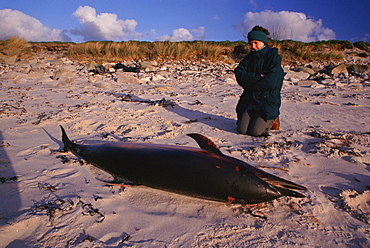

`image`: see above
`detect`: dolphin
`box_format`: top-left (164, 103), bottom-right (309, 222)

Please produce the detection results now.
top-left (60, 125), bottom-right (307, 204)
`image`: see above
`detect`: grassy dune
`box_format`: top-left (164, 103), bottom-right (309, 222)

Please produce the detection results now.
top-left (1, 36), bottom-right (369, 64)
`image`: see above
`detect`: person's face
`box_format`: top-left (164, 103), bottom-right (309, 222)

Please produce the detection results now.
top-left (250, 40), bottom-right (265, 50)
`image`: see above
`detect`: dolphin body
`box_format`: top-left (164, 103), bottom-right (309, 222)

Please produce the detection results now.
top-left (60, 125), bottom-right (307, 204)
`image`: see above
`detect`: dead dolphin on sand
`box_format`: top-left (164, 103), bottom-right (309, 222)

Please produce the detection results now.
top-left (59, 125), bottom-right (307, 204)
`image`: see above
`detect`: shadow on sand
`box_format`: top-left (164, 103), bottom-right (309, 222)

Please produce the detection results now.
top-left (0, 131), bottom-right (21, 226)
top-left (114, 93), bottom-right (238, 133)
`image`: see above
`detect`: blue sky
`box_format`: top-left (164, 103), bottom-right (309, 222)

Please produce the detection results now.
top-left (0, 0), bottom-right (369, 43)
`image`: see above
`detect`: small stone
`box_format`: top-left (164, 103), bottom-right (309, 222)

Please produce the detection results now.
top-left (151, 75), bottom-right (166, 82)
top-left (295, 67), bottom-right (315, 75)
top-left (224, 77), bottom-right (236, 84)
top-left (94, 82), bottom-right (111, 89)
top-left (285, 71), bottom-right (310, 82)
top-left (153, 86), bottom-right (175, 91)
top-left (53, 69), bottom-right (74, 80)
top-left (0, 54), bottom-right (19, 65)
top-left (0, 71), bottom-right (21, 79)
top-left (117, 73), bottom-right (141, 84)
top-left (297, 80), bottom-right (317, 86)
top-left (348, 64), bottom-right (370, 75)
top-left (85, 61), bottom-right (98, 71)
top-left (141, 61), bottom-right (158, 72)
top-left (322, 79), bottom-right (335, 85)
top-left (45, 59), bottom-right (65, 66)
top-left (26, 69), bottom-right (47, 79)
top-left (331, 64), bottom-right (348, 76)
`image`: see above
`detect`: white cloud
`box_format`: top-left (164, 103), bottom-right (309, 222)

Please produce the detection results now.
top-left (364, 34), bottom-right (370, 42)
top-left (191, 26), bottom-right (206, 40)
top-left (249, 0), bottom-right (258, 9)
top-left (170, 28), bottom-right (193, 42)
top-left (70, 6), bottom-right (143, 41)
top-left (0, 9), bottom-right (70, 42)
top-left (156, 27), bottom-right (206, 42)
top-left (238, 10), bottom-right (336, 42)
top-left (156, 34), bottom-right (171, 41)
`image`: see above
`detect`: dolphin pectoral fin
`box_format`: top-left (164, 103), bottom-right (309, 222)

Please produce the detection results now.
top-left (187, 133), bottom-right (223, 155)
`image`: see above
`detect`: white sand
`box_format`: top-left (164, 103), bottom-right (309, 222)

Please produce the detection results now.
top-left (0, 58), bottom-right (369, 247)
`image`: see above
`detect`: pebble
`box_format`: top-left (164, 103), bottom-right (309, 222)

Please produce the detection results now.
top-left (297, 80), bottom-right (317, 86)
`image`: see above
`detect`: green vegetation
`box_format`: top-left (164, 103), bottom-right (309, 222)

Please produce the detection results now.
top-left (1, 36), bottom-right (369, 64)
top-left (353, 41), bottom-right (370, 52)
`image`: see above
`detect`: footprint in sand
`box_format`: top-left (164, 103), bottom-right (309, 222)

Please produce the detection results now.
top-left (16, 144), bottom-right (51, 158)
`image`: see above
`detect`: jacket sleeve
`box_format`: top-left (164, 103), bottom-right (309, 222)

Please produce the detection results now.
top-left (234, 56), bottom-right (263, 89)
top-left (250, 53), bottom-right (283, 92)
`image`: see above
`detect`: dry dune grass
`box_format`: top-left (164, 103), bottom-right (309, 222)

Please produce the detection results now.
top-left (0, 36), bottom-right (30, 56)
top-left (1, 36), bottom-right (369, 64)
top-left (271, 40), bottom-right (346, 63)
top-left (67, 40), bottom-right (230, 62)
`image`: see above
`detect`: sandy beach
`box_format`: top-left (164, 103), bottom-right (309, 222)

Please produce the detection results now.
top-left (0, 51), bottom-right (369, 247)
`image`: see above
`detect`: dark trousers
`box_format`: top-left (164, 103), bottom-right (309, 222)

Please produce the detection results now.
top-left (237, 109), bottom-right (274, 136)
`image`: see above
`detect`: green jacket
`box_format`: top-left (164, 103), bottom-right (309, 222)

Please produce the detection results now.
top-left (234, 46), bottom-right (284, 120)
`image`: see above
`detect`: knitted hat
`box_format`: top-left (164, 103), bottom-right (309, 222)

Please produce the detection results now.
top-left (247, 30), bottom-right (268, 44)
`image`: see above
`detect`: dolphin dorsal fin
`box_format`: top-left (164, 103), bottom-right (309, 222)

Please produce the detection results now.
top-left (187, 133), bottom-right (223, 155)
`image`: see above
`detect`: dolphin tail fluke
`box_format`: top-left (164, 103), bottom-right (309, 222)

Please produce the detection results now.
top-left (60, 125), bottom-right (78, 152)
